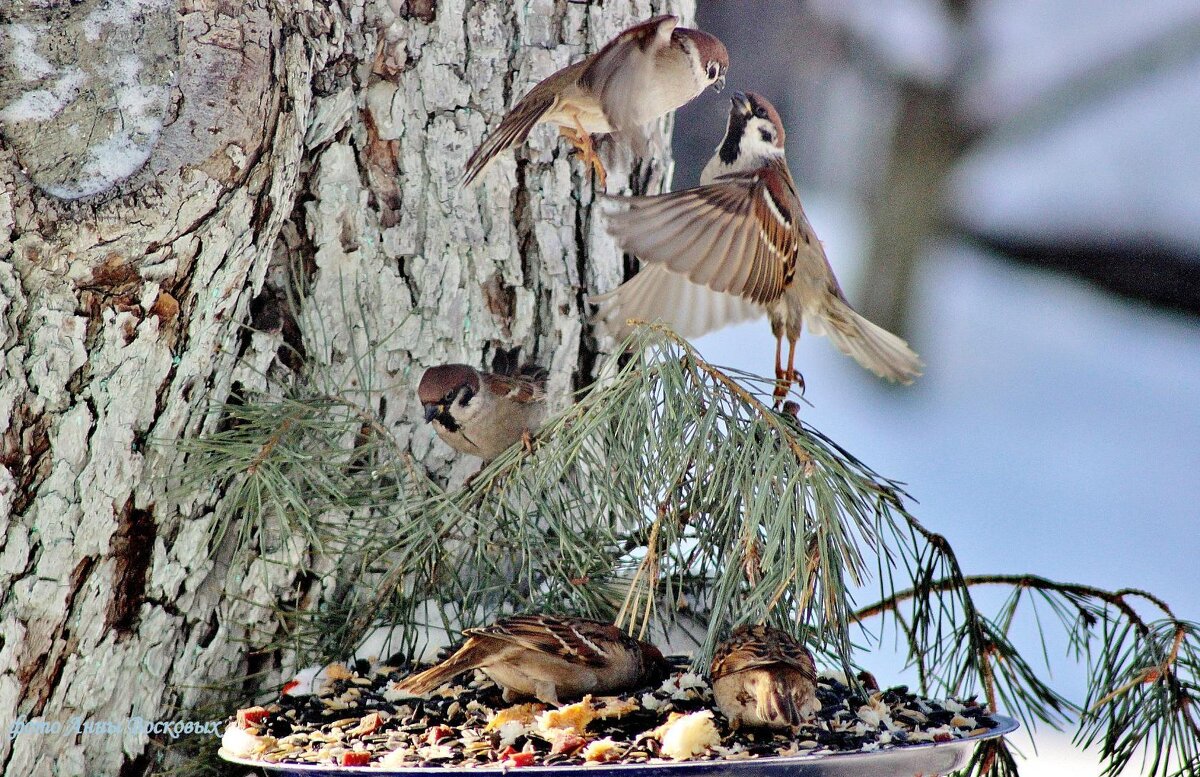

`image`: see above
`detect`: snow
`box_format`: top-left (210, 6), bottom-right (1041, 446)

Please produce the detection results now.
top-left (7, 24), bottom-right (54, 81)
top-left (1015, 729), bottom-right (1147, 776)
top-left (44, 124), bottom-right (159, 200)
top-left (952, 59), bottom-right (1200, 249)
top-left (0, 1), bottom-right (176, 198)
top-left (0, 68), bottom-right (87, 124)
top-left (82, 0), bottom-right (173, 42)
top-left (40, 50), bottom-right (172, 198)
top-left (24, 47), bottom-right (166, 199)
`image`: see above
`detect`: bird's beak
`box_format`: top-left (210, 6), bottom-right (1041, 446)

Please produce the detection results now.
top-left (423, 404), bottom-right (438, 423)
top-left (712, 74), bottom-right (726, 93)
top-left (731, 91), bottom-right (751, 116)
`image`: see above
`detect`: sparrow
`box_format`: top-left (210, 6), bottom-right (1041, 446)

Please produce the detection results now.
top-left (709, 624), bottom-right (818, 731)
top-left (593, 92), bottom-right (923, 402)
top-left (417, 363), bottom-right (547, 462)
top-left (394, 614), bottom-right (670, 706)
top-left (462, 15), bottom-right (728, 188)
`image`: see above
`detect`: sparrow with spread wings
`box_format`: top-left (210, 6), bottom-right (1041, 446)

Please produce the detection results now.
top-left (462, 15), bottom-right (728, 188)
top-left (593, 92), bottom-right (922, 402)
top-left (394, 614), bottom-right (669, 706)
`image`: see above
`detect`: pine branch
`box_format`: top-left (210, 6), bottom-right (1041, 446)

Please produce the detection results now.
top-left (855, 574), bottom-right (1171, 633)
top-left (171, 322), bottom-right (1198, 777)
top-left (857, 571), bottom-right (1198, 777)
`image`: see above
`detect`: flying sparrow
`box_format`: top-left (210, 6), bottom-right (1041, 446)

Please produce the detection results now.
top-left (394, 614), bottom-right (669, 706)
top-left (462, 15), bottom-right (728, 188)
top-left (710, 624), bottom-right (818, 731)
top-left (417, 363), bottom-right (547, 462)
top-left (593, 92), bottom-right (923, 401)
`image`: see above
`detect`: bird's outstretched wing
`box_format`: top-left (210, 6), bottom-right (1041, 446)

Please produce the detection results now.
top-left (603, 160), bottom-right (806, 306)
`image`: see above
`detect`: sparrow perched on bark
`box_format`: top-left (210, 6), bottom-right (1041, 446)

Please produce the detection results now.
top-left (710, 624), bottom-right (819, 731)
top-left (394, 615), bottom-right (669, 706)
top-left (593, 92), bottom-right (922, 401)
top-left (462, 15), bottom-right (728, 188)
top-left (417, 363), bottom-right (547, 462)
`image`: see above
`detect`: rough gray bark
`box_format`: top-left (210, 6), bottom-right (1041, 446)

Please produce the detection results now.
top-left (0, 0), bottom-right (689, 774)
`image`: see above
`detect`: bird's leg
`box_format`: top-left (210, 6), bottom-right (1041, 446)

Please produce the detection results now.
top-left (785, 338), bottom-right (805, 394)
top-left (773, 336), bottom-right (787, 407)
top-left (563, 112), bottom-right (607, 188)
top-left (533, 681), bottom-right (560, 707)
top-left (521, 429), bottom-right (535, 455)
top-left (558, 124), bottom-right (581, 146)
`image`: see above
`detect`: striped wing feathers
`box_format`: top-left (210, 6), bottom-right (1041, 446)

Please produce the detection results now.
top-left (465, 615), bottom-right (623, 669)
top-left (605, 162), bottom-right (802, 306)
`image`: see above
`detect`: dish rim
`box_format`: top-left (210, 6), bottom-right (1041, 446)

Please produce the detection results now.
top-left (219, 712), bottom-right (1019, 774)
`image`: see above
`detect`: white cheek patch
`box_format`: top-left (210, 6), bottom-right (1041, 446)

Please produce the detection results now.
top-left (451, 395), bottom-right (485, 425)
top-left (738, 119), bottom-right (785, 162)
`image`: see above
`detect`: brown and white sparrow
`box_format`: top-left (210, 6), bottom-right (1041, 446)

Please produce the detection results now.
top-left (394, 614), bottom-right (669, 706)
top-left (417, 363), bottom-right (547, 462)
top-left (593, 92), bottom-right (923, 401)
top-left (709, 624), bottom-right (818, 731)
top-left (462, 15), bottom-right (728, 188)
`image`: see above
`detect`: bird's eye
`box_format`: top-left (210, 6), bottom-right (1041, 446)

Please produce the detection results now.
top-left (706, 63), bottom-right (718, 80)
top-left (754, 107), bottom-right (768, 119)
top-left (459, 387), bottom-right (474, 404)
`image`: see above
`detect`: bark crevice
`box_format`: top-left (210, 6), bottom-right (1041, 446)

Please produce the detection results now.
top-left (106, 500), bottom-right (157, 640)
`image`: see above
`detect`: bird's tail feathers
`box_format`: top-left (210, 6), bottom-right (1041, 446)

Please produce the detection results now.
top-left (393, 641), bottom-right (485, 696)
top-left (756, 678), bottom-right (805, 729)
top-left (462, 94), bottom-right (555, 187)
top-left (808, 294), bottom-right (923, 384)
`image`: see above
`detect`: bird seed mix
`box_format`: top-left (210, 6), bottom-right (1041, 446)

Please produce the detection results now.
top-left (222, 657), bottom-right (1000, 769)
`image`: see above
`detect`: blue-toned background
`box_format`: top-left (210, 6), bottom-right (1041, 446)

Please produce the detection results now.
top-left (671, 2), bottom-right (1200, 773)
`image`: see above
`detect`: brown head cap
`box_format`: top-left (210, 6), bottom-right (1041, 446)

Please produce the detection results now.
top-left (638, 640), bottom-right (671, 682)
top-left (418, 364), bottom-right (480, 405)
top-left (675, 27), bottom-right (729, 73)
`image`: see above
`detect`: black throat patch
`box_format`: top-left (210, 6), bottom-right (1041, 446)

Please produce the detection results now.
top-left (718, 111), bottom-right (747, 165)
top-left (433, 408), bottom-right (460, 432)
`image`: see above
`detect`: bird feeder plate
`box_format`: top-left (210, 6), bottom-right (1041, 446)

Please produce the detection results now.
top-left (220, 714), bottom-right (1017, 776)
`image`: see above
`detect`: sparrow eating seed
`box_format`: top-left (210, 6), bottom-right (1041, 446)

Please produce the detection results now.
top-left (462, 15), bottom-right (728, 188)
top-left (594, 92), bottom-right (922, 402)
top-left (394, 614), bottom-right (670, 706)
top-left (417, 363), bottom-right (547, 462)
top-left (710, 624), bottom-right (818, 731)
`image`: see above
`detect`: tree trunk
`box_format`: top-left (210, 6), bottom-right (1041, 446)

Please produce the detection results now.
top-left (0, 1), bottom-right (688, 773)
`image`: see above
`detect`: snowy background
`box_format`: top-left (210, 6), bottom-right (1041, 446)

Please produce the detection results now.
top-left (674, 1), bottom-right (1200, 775)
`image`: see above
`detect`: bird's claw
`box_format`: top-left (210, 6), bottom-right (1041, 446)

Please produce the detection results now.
top-left (788, 368), bottom-right (805, 395)
top-left (574, 138), bottom-right (607, 188)
top-left (772, 369), bottom-right (805, 409)
top-left (561, 122), bottom-right (607, 188)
